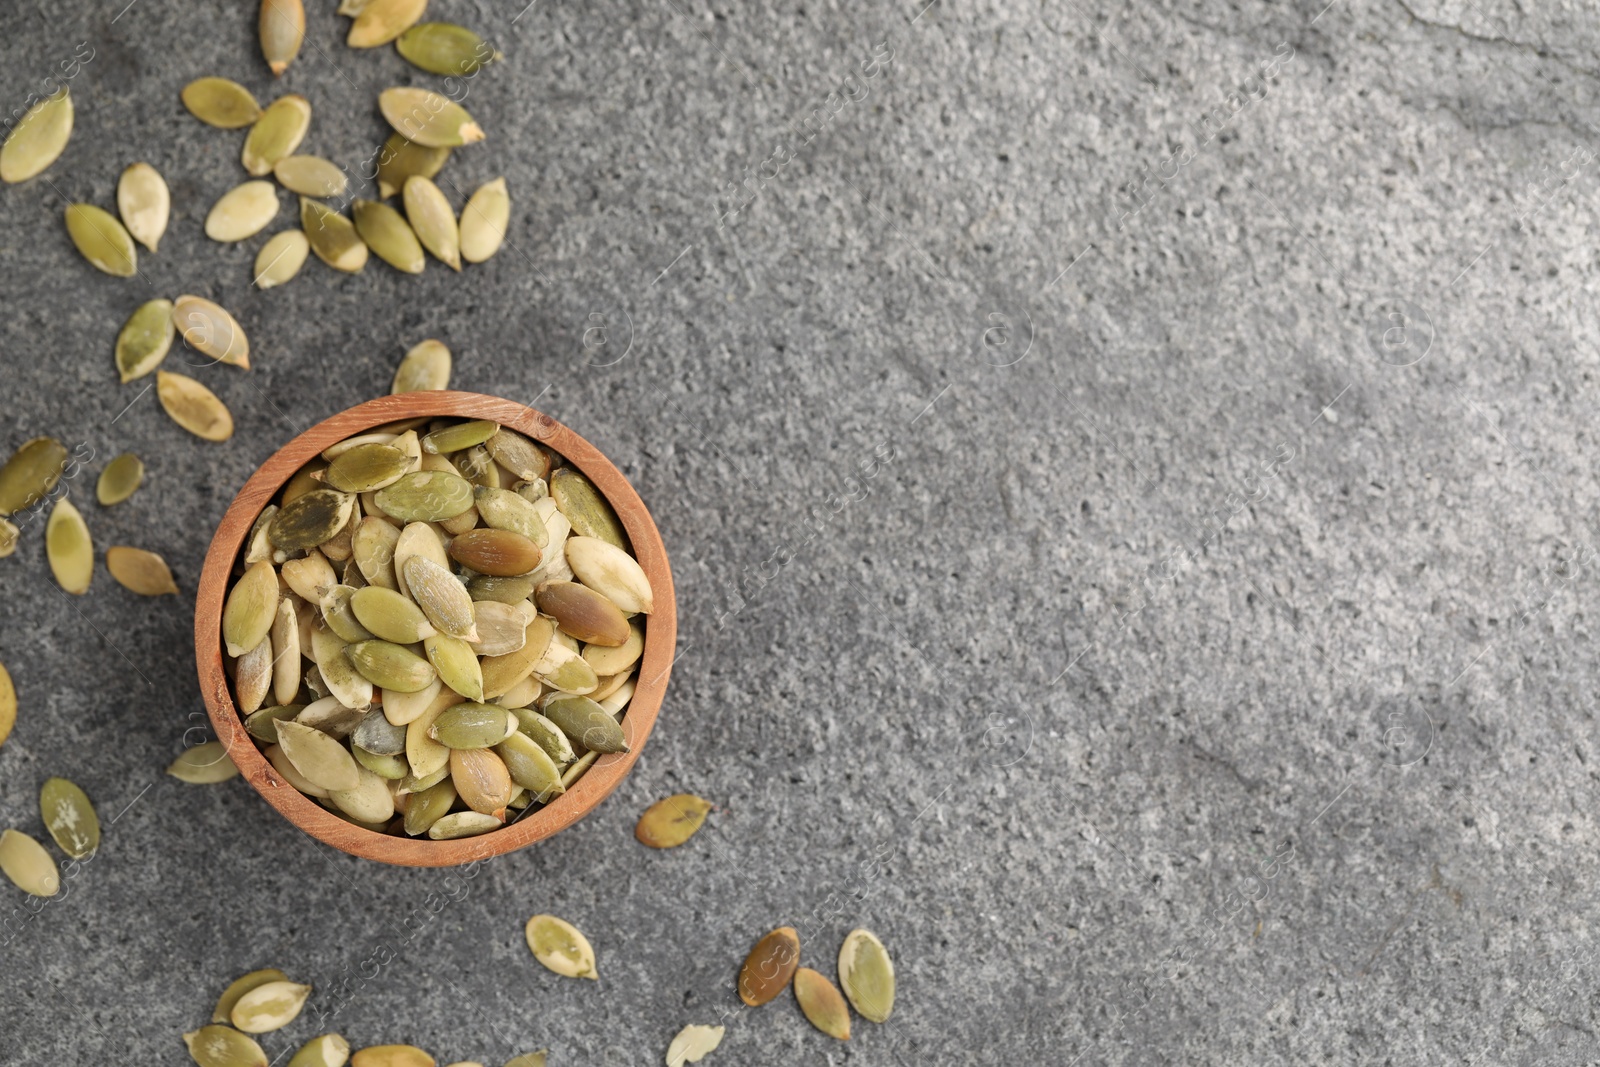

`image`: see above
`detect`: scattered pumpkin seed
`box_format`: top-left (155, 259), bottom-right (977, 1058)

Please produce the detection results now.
top-left (0, 828), bottom-right (58, 897)
top-left (397, 23), bottom-right (500, 75)
top-left (793, 967), bottom-right (851, 1040)
top-left (0, 519), bottom-right (14, 557)
top-left (0, 88), bottom-right (72, 183)
top-left (739, 926), bottom-right (801, 1006)
top-left (271, 489), bottom-right (355, 550)
top-left (39, 777), bottom-right (98, 859)
top-left (174, 295), bottom-right (250, 368)
top-left (243, 94), bottom-right (312, 176)
top-left (401, 176), bottom-right (460, 270)
top-left (502, 1054), bottom-right (545, 1067)
top-left (157, 371), bottom-right (235, 441)
top-left (288, 1034), bottom-right (351, 1067)
top-left (427, 810), bottom-right (499, 839)
top-left (106, 545), bottom-right (179, 595)
top-left (206, 181), bottom-right (280, 242)
top-left (65, 203), bottom-right (137, 276)
top-left (525, 914), bottom-right (597, 979)
top-left (0, 662), bottom-right (13, 748)
top-left (115, 300), bottom-right (174, 382)
top-left (0, 437), bottom-right (67, 515)
top-left (348, 0), bottom-right (428, 46)
top-left (635, 794), bottom-right (711, 849)
top-left (542, 693), bottom-right (627, 753)
top-left (301, 197), bottom-right (369, 272)
top-left (838, 927), bottom-right (895, 1022)
top-left (168, 741), bottom-right (241, 783)
top-left (255, 229), bottom-right (310, 288)
top-left (232, 979), bottom-right (312, 1033)
top-left (353, 198), bottom-right (425, 273)
top-left (375, 133), bottom-right (449, 199)
top-left (94, 453), bottom-right (143, 508)
top-left (259, 0), bottom-right (306, 75)
top-left (665, 1025), bottom-right (724, 1067)
top-left (379, 87), bottom-right (484, 148)
top-left (459, 177), bottom-right (508, 263)
top-left (182, 78), bottom-right (262, 128)
top-left (391, 339), bottom-right (451, 392)
top-left (185, 1025), bottom-right (269, 1067)
top-left (117, 162), bottom-right (169, 252)
top-left (45, 496), bottom-right (92, 594)
top-left (273, 155), bottom-right (348, 198)
top-left (214, 969), bottom-right (290, 1024)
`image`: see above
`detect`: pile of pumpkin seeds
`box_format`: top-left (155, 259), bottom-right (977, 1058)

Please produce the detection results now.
top-left (220, 415), bottom-right (653, 839)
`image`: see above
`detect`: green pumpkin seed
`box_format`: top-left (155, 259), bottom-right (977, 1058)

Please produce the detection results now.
top-left (459, 177), bottom-right (509, 263)
top-left (666, 1025), bottom-right (724, 1067)
top-left (403, 777), bottom-right (458, 836)
top-left (270, 489), bottom-right (354, 551)
top-left (524, 914), bottom-right (597, 979)
top-left (325, 443), bottom-right (410, 494)
top-left (376, 470), bottom-right (474, 523)
top-left (351, 586), bottom-right (433, 643)
top-left (168, 741), bottom-right (240, 783)
top-left (184, 1025), bottom-right (269, 1067)
top-left (0, 88), bottom-right (72, 183)
top-left (301, 198), bottom-right (369, 273)
top-left (509, 706), bottom-right (574, 763)
top-left (213, 969), bottom-right (290, 1024)
top-left (537, 580), bottom-right (628, 646)
top-left (65, 203), bottom-right (137, 276)
top-left (45, 497), bottom-right (92, 594)
top-left (259, 0), bottom-right (306, 75)
top-left (255, 229), bottom-right (310, 288)
top-left (157, 371), bottom-right (234, 441)
top-left (635, 794), bottom-right (711, 849)
top-left (379, 87), bottom-right (485, 148)
top-left (329, 765), bottom-right (395, 823)
top-left (231, 979), bottom-right (312, 1033)
top-left (115, 300), bottom-right (173, 382)
top-left (542, 693), bottom-right (627, 753)
top-left (117, 162), bottom-right (169, 252)
top-left (838, 928), bottom-right (895, 1022)
top-left (422, 419), bottom-right (496, 454)
top-left (243, 95), bottom-right (312, 176)
top-left (467, 573), bottom-right (536, 604)
top-left (244, 705), bottom-right (303, 744)
top-left (329, 589), bottom-right (376, 644)
top-left (0, 436), bottom-right (67, 514)
top-left (423, 632), bottom-right (484, 701)
top-left (495, 730), bottom-right (563, 795)
top-left (353, 198), bottom-right (425, 273)
top-left (276, 720), bottom-right (361, 791)
top-left (174, 295), bottom-right (251, 367)
top-left (351, 710), bottom-right (407, 755)
top-left (401, 176), bottom-right (460, 270)
top-left (375, 133), bottom-right (449, 199)
top-left (182, 78), bottom-right (262, 128)
top-left (391, 339), bottom-right (451, 393)
top-left (451, 445), bottom-right (497, 488)
top-left (429, 702), bottom-right (512, 749)
top-left (106, 545), bottom-right (179, 595)
top-left (397, 22), bottom-right (500, 75)
top-left (551, 470), bottom-right (627, 549)
top-left (39, 777), bottom-right (98, 859)
top-left (206, 181), bottom-right (280, 242)
top-left (287, 1034), bottom-right (351, 1067)
top-left (351, 745), bottom-right (407, 780)
top-left (426, 810), bottom-right (499, 839)
top-left (346, 639), bottom-right (436, 691)
top-left (348, 0), bottom-right (428, 46)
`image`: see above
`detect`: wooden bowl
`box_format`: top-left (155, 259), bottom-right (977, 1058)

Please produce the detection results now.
top-left (193, 392), bottom-right (676, 867)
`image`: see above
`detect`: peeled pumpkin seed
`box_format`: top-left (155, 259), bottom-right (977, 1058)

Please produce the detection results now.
top-left (450, 746), bottom-right (512, 814)
top-left (235, 637), bottom-right (273, 714)
top-left (117, 162), bottom-right (169, 252)
top-left (422, 419), bottom-right (497, 455)
top-left (459, 177), bottom-right (509, 264)
top-left (503, 1054), bottom-right (545, 1067)
top-left (402, 175), bottom-right (460, 270)
top-left (397, 23), bottom-right (499, 75)
top-left (65, 203), bottom-right (137, 276)
top-left (243, 95), bottom-right (312, 176)
top-left (353, 198), bottom-right (425, 274)
top-left (313, 625), bottom-right (374, 709)
top-left (115, 299), bottom-right (174, 382)
top-left (635, 794), bottom-right (711, 849)
top-left (158, 371), bottom-right (234, 441)
top-left (510, 707), bottom-right (573, 763)
top-left (422, 632), bottom-right (483, 701)
top-left (0, 519), bottom-right (14, 558)
top-left (532, 641), bottom-right (597, 695)
top-left (351, 586), bottom-right (433, 642)
top-left (45, 497), bottom-right (92, 594)
top-left (665, 1025), bottom-right (724, 1067)
top-left (346, 639), bottom-right (436, 692)
top-left (552, 469), bottom-right (627, 549)
top-left (351, 709), bottom-right (407, 754)
top-left (0, 663), bottom-right (13, 749)
top-left (348, 0), bottom-right (428, 46)
top-left (379, 87), bottom-right (484, 148)
top-left (376, 133), bottom-right (449, 199)
top-left (0, 829), bottom-right (58, 896)
top-left (270, 489), bottom-right (354, 551)
top-left (393, 522), bottom-right (448, 599)
top-left (301, 198), bottom-right (368, 273)
top-left (377, 470), bottom-right (473, 523)
top-left (500, 675), bottom-right (543, 711)
top-left (402, 776), bottom-right (457, 835)
top-left (259, 0), bottom-right (306, 75)
top-left (182, 77), bottom-right (262, 128)
top-left (272, 598), bottom-right (303, 704)
top-left (274, 154), bottom-right (347, 197)
top-left (430, 702), bottom-right (511, 748)
top-left (174, 295), bottom-right (250, 368)
top-left (168, 741), bottom-right (240, 783)
top-left (97, 451), bottom-right (144, 505)
top-left (184, 1026), bottom-right (269, 1067)
top-left (254, 229), bottom-right (311, 289)
top-left (403, 556), bottom-right (479, 640)
top-left (566, 536), bottom-right (653, 613)
top-left (281, 551), bottom-right (336, 605)
top-left (206, 181), bottom-right (280, 242)
top-left (537, 581), bottom-right (628, 645)
top-left (244, 704), bottom-right (301, 743)
top-left (525, 914), bottom-right (597, 979)
top-left (427, 810), bottom-right (498, 839)
top-left (838, 928), bottom-right (895, 1022)
top-left (0, 436), bottom-right (67, 515)
top-left (482, 617), bottom-right (554, 699)
top-left (583, 619), bottom-right (644, 676)
top-left (352, 745), bottom-right (407, 779)
top-left (473, 486), bottom-right (547, 546)
top-left (468, 600), bottom-right (527, 656)
top-left (794, 967), bottom-right (851, 1040)
top-left (450, 528), bottom-right (540, 576)
top-left (329, 765), bottom-right (395, 823)
top-left (288, 1034), bottom-right (351, 1067)
top-left (484, 428), bottom-right (549, 483)
top-left (325, 443), bottom-right (410, 493)
top-left (739, 926), bottom-right (800, 1006)
top-left (0, 88), bottom-right (72, 183)
top-left (597, 676), bottom-right (634, 716)
top-left (391, 338), bottom-right (450, 393)
top-left (543, 694), bottom-right (626, 753)
top-left (267, 742), bottom-right (327, 797)
top-left (283, 464), bottom-right (328, 505)
top-left (276, 719), bottom-right (361, 791)
top-left (353, 517), bottom-right (401, 589)
top-left (39, 777), bottom-right (98, 859)
top-left (407, 694), bottom-right (454, 778)
top-left (106, 545), bottom-right (179, 595)
top-left (214, 969), bottom-right (290, 1024)
top-left (496, 730), bottom-right (563, 796)
top-left (468, 574), bottom-right (536, 605)
top-left (325, 432), bottom-right (399, 461)
top-left (232, 979), bottom-right (312, 1033)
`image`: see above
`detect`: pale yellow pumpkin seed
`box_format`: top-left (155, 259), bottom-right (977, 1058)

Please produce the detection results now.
top-left (583, 618), bottom-right (643, 676)
top-left (235, 636), bottom-right (274, 714)
top-left (106, 545), bottom-right (179, 595)
top-left (0, 88), bottom-right (71, 183)
top-left (213, 969), bottom-right (290, 1024)
top-left (402, 175), bottom-right (459, 270)
top-left (379, 87), bottom-right (484, 148)
top-left (397, 23), bottom-right (500, 76)
top-left (525, 914), bottom-right (597, 979)
top-left (231, 979), bottom-right (312, 1033)
top-left (301, 198), bottom-right (369, 273)
top-left (274, 154), bottom-right (348, 197)
top-left (348, 0), bottom-right (429, 47)
top-left (391, 339), bottom-right (451, 393)
top-left (206, 181), bottom-right (280, 242)
top-left (168, 741), bottom-right (241, 783)
top-left (838, 927), bottom-right (895, 1022)
top-left (157, 371), bottom-right (235, 441)
top-left (375, 133), bottom-right (450, 199)
top-left (0, 519), bottom-right (14, 558)
top-left (174, 295), bottom-right (251, 367)
top-left (0, 828), bottom-right (58, 897)
top-left (255, 229), bottom-right (310, 289)
top-left (266, 742), bottom-right (328, 797)
top-left (260, 0), bottom-right (306, 75)
top-left (183, 77), bottom-right (261, 128)
top-left (353, 198), bottom-right (425, 273)
top-left (665, 1025), bottom-right (724, 1067)
top-left (459, 177), bottom-right (508, 263)
top-left (566, 536), bottom-right (653, 613)
top-left (0, 662), bottom-right (13, 748)
top-left (45, 496), bottom-right (91, 594)
top-left (243, 95), bottom-right (312, 176)
top-left (115, 300), bottom-right (173, 382)
top-left (117, 162), bottom-right (169, 252)
top-left (503, 1054), bottom-right (545, 1067)
top-left (64, 203), bottom-right (137, 276)
top-left (184, 1025), bottom-right (268, 1067)
top-left (288, 1033), bottom-right (351, 1067)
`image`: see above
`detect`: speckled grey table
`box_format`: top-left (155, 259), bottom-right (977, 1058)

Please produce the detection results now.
top-left (3, 0), bottom-right (1599, 1063)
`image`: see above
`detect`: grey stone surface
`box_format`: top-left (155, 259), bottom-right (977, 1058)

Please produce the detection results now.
top-left (1, 0), bottom-right (1598, 1062)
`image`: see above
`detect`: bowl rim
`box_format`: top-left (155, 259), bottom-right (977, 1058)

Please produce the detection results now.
top-left (193, 391), bottom-right (676, 867)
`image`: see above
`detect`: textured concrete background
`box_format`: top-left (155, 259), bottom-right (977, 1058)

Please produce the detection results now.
top-left (2, 0), bottom-right (1598, 1063)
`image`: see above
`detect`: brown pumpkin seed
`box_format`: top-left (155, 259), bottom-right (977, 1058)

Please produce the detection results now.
top-left (270, 489), bottom-right (354, 551)
top-left (635, 794), bottom-right (711, 849)
top-left (206, 181), bottom-right (280, 242)
top-left (168, 741), bottom-right (240, 783)
top-left (449, 528), bottom-right (540, 576)
top-left (665, 1025), bottom-right (724, 1067)
top-left (106, 545), bottom-right (179, 595)
top-left (537, 580), bottom-right (628, 645)
top-left (379, 87), bottom-right (484, 148)
top-left (401, 176), bottom-right (460, 270)
top-left (738, 926), bottom-right (800, 1006)
top-left (214, 969), bottom-right (290, 1024)
top-left (174, 295), bottom-right (250, 367)
top-left (348, 0), bottom-right (428, 46)
top-left (96, 452), bottom-right (144, 505)
top-left (481, 617), bottom-right (554, 699)
top-left (301, 198), bottom-right (368, 273)
top-left (838, 928), bottom-right (895, 1022)
top-left (542, 693), bottom-right (627, 753)
top-left (40, 777), bottom-right (99, 859)
top-left (352, 198), bottom-right (425, 273)
top-left (231, 979), bottom-right (312, 1033)
top-left (525, 914), bottom-right (597, 979)
top-left (0, 88), bottom-right (72, 183)
top-left (255, 229), bottom-right (310, 288)
top-left (243, 95), bottom-right (312, 176)
top-left (397, 23), bottom-right (500, 75)
top-left (157, 371), bottom-right (234, 441)
top-left (375, 133), bottom-right (449, 199)
top-left (0, 436), bottom-right (67, 515)
top-left (45, 497), bottom-right (91, 594)
top-left (450, 746), bottom-right (512, 815)
top-left (0, 829), bottom-right (58, 897)
top-left (65, 203), bottom-right (137, 276)
top-left (793, 967), bottom-right (851, 1040)
top-left (117, 162), bottom-right (169, 252)
top-left (182, 78), bottom-right (262, 128)
top-left (115, 299), bottom-right (174, 382)
top-left (459, 177), bottom-right (508, 263)
top-left (391, 339), bottom-right (451, 392)
top-left (259, 0), bottom-right (306, 76)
